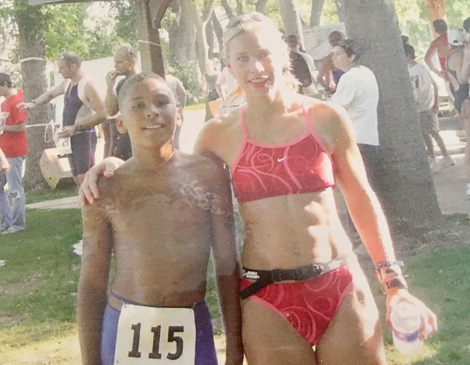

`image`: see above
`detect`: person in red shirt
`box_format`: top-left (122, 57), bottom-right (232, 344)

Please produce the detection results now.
top-left (0, 73), bottom-right (27, 234)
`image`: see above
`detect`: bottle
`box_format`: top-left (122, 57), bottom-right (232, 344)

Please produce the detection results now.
top-left (390, 301), bottom-right (423, 355)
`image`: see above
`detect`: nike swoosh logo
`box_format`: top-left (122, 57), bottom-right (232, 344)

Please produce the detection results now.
top-left (277, 157), bottom-right (286, 162)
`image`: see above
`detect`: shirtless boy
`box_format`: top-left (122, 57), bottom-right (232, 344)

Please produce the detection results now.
top-left (77, 72), bottom-right (243, 365)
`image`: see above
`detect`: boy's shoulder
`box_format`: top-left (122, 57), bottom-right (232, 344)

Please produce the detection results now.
top-left (174, 151), bottom-right (224, 182)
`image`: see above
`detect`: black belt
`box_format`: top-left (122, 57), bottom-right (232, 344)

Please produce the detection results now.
top-left (240, 258), bottom-right (345, 300)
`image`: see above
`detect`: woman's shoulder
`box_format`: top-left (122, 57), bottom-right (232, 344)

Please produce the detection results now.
top-left (194, 108), bottom-right (243, 156)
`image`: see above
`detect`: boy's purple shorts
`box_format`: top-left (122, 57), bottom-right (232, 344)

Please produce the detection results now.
top-left (100, 301), bottom-right (218, 365)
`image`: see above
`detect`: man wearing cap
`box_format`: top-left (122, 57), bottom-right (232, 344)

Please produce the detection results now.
top-left (0, 73), bottom-right (27, 234)
top-left (446, 29), bottom-right (469, 114)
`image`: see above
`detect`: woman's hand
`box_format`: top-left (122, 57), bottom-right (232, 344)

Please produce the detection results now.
top-left (386, 289), bottom-right (438, 340)
top-left (79, 157), bottom-right (125, 205)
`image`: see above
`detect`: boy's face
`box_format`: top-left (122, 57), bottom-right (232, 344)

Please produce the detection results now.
top-left (118, 78), bottom-right (178, 148)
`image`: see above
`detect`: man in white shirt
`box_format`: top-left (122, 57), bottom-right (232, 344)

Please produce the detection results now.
top-left (404, 44), bottom-right (454, 172)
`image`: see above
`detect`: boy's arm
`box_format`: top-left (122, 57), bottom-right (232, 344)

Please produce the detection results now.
top-left (77, 197), bottom-right (113, 365)
top-left (208, 162), bottom-right (244, 365)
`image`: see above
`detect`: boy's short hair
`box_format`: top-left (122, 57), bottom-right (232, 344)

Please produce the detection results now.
top-left (58, 52), bottom-right (82, 67)
top-left (433, 19), bottom-right (447, 34)
top-left (0, 73), bottom-right (12, 88)
top-left (403, 44), bottom-right (415, 59)
top-left (118, 72), bottom-right (168, 109)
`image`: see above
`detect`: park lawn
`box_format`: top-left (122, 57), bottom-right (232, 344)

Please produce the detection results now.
top-left (25, 185), bottom-right (77, 205)
top-left (1, 208), bottom-right (470, 364)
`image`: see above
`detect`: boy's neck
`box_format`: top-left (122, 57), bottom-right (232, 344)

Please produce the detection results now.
top-left (132, 142), bottom-right (175, 168)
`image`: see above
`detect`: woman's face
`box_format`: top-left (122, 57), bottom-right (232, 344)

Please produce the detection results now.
top-left (332, 46), bottom-right (355, 71)
top-left (226, 29), bottom-right (285, 99)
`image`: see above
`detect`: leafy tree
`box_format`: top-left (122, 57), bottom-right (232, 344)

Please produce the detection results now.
top-left (12, 0), bottom-right (52, 190)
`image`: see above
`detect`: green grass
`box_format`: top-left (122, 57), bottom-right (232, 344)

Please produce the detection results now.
top-left (0, 209), bottom-right (82, 347)
top-left (383, 245), bottom-right (470, 364)
top-left (25, 185), bottom-right (78, 205)
top-left (2, 208), bottom-right (470, 363)
top-left (183, 103), bottom-right (205, 112)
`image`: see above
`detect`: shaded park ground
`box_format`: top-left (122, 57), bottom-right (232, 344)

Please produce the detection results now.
top-left (1, 108), bottom-right (470, 364)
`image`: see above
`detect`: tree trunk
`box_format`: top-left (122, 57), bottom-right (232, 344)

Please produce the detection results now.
top-left (336, 0), bottom-right (443, 238)
top-left (236, 0), bottom-right (245, 16)
top-left (187, 0), bottom-right (215, 76)
top-left (221, 0), bottom-right (235, 20)
top-left (335, 0), bottom-right (346, 23)
top-left (169, 0), bottom-right (197, 65)
top-left (256, 0), bottom-right (268, 14)
top-left (206, 16), bottom-right (215, 60)
top-left (211, 13), bottom-right (224, 64)
top-left (279, 0), bottom-right (303, 44)
top-left (13, 0), bottom-right (52, 191)
top-left (310, 0), bottom-right (326, 27)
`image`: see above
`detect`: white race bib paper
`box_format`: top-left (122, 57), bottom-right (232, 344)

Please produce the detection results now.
top-left (114, 304), bottom-right (196, 365)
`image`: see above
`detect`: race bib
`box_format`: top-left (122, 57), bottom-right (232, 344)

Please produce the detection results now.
top-left (114, 304), bottom-right (196, 365)
top-left (53, 125), bottom-right (72, 155)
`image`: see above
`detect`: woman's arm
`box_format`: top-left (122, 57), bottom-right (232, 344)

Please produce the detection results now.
top-left (312, 102), bottom-right (437, 338)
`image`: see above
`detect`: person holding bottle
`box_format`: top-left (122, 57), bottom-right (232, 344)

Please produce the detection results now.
top-left (80, 12), bottom-right (437, 364)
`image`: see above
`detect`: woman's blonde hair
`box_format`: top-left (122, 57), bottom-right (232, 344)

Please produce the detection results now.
top-left (222, 12), bottom-right (290, 71)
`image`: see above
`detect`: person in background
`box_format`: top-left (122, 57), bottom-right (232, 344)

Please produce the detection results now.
top-left (166, 74), bottom-right (187, 149)
top-left (0, 75), bottom-right (26, 235)
top-left (447, 29), bottom-right (469, 116)
top-left (216, 66), bottom-right (239, 102)
top-left (19, 52), bottom-right (106, 187)
top-left (404, 44), bottom-right (455, 172)
top-left (285, 34), bottom-right (318, 97)
top-left (104, 46), bottom-right (138, 160)
top-left (331, 39), bottom-right (380, 189)
top-left (425, 19), bottom-right (451, 81)
top-left (317, 31), bottom-right (345, 95)
top-left (202, 59), bottom-right (220, 121)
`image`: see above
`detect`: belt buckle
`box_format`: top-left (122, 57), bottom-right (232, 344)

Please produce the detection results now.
top-left (295, 265), bottom-right (323, 281)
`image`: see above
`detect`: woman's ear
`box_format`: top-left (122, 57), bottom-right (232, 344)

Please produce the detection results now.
top-left (116, 117), bottom-right (128, 134)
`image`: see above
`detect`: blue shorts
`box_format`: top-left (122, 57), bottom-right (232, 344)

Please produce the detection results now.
top-left (68, 129), bottom-right (97, 176)
top-left (100, 301), bottom-right (218, 365)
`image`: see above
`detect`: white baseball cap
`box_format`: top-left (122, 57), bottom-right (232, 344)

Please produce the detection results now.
top-left (448, 28), bottom-right (466, 46)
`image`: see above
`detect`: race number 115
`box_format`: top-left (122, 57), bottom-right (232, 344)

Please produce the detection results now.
top-left (128, 323), bottom-right (184, 360)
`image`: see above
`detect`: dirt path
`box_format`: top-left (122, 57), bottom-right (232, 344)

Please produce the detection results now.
top-left (0, 328), bottom-right (230, 364)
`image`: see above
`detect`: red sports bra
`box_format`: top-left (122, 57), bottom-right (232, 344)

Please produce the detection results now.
top-left (230, 106), bottom-right (335, 203)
